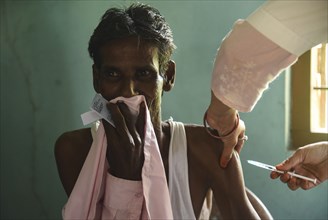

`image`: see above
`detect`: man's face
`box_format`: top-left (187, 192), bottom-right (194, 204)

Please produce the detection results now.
top-left (93, 37), bottom-right (165, 120)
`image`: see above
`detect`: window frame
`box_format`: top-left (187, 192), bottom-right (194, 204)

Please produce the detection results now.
top-left (290, 49), bottom-right (328, 150)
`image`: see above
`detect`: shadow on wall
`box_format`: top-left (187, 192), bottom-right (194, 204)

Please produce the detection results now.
top-left (0, 1), bottom-right (94, 219)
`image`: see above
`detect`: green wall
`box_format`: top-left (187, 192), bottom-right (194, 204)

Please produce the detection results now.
top-left (1, 1), bottom-right (327, 219)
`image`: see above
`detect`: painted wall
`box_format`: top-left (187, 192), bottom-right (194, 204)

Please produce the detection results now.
top-left (1, 1), bottom-right (327, 219)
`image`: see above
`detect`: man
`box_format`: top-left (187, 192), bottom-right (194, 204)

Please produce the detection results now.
top-left (55, 3), bottom-right (272, 219)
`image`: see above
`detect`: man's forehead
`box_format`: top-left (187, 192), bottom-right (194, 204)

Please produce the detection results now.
top-left (102, 37), bottom-right (158, 54)
top-left (100, 37), bottom-right (159, 61)
top-left (98, 37), bottom-right (160, 68)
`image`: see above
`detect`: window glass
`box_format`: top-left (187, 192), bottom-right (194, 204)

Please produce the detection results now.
top-left (310, 44), bottom-right (327, 133)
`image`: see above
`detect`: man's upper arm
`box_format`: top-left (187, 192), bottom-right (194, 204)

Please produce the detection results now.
top-left (54, 131), bottom-right (90, 196)
top-left (210, 152), bottom-right (260, 219)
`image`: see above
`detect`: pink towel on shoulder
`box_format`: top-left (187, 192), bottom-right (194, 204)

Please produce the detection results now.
top-left (62, 95), bottom-right (173, 219)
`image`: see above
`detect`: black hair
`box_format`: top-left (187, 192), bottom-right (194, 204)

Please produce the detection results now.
top-left (88, 3), bottom-right (176, 73)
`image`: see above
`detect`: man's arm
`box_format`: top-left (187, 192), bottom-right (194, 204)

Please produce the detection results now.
top-left (246, 188), bottom-right (273, 219)
top-left (209, 151), bottom-right (262, 219)
top-left (186, 126), bottom-right (272, 219)
top-left (54, 129), bottom-right (92, 196)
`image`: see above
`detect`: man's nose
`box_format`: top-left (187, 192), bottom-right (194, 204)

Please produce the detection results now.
top-left (121, 79), bottom-right (139, 98)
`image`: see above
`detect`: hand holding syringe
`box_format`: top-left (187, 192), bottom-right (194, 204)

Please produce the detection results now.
top-left (247, 160), bottom-right (317, 184)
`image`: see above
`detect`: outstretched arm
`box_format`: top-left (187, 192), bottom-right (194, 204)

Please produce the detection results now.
top-left (207, 1), bottom-right (326, 168)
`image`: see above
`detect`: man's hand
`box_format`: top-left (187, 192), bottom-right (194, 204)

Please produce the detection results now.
top-left (103, 101), bottom-right (146, 180)
top-left (270, 142), bottom-right (328, 190)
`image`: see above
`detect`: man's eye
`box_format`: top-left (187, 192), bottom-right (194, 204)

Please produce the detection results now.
top-left (103, 71), bottom-right (119, 78)
top-left (137, 70), bottom-right (152, 79)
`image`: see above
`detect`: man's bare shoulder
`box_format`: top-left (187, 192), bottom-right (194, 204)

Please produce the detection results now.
top-left (55, 128), bottom-right (93, 157)
top-left (184, 123), bottom-right (223, 150)
top-left (55, 128), bottom-right (92, 168)
top-left (54, 128), bottom-right (93, 195)
top-left (184, 124), bottom-right (224, 170)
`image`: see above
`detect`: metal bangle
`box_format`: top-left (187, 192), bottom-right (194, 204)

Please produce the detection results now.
top-left (203, 111), bottom-right (239, 139)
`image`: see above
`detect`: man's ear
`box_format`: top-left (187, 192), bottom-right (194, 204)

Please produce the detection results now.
top-left (163, 60), bottom-right (176, 92)
top-left (92, 64), bottom-right (101, 93)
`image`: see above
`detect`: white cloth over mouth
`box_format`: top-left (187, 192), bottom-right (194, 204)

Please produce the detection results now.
top-left (63, 95), bottom-right (173, 219)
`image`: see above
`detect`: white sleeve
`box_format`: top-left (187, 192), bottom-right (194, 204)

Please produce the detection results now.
top-left (211, 20), bottom-right (298, 112)
top-left (247, 0), bottom-right (327, 56)
top-left (211, 0), bottom-right (327, 112)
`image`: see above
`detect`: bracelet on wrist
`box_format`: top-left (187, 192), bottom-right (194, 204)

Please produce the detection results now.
top-left (203, 111), bottom-right (239, 139)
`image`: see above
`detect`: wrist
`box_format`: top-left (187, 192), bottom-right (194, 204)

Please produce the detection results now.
top-left (204, 111), bottom-right (239, 139)
top-left (207, 91), bottom-right (239, 136)
top-left (209, 91), bottom-right (237, 116)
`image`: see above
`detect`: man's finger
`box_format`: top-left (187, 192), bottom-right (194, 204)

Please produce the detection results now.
top-left (117, 101), bottom-right (141, 147)
top-left (136, 101), bottom-right (146, 140)
top-left (107, 102), bottom-right (135, 145)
